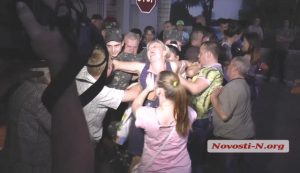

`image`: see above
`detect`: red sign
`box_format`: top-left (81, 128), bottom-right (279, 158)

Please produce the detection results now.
top-left (136, 0), bottom-right (156, 13)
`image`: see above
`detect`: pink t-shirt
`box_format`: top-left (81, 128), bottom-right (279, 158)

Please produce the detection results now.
top-left (135, 106), bottom-right (197, 173)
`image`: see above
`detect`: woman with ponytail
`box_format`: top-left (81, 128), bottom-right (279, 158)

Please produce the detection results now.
top-left (132, 71), bottom-right (196, 173)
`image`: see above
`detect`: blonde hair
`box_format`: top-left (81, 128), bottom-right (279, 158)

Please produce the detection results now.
top-left (157, 71), bottom-right (190, 136)
top-left (146, 40), bottom-right (170, 59)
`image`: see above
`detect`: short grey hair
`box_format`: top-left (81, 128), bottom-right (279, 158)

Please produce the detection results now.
top-left (230, 56), bottom-right (250, 76)
top-left (124, 32), bottom-right (140, 42)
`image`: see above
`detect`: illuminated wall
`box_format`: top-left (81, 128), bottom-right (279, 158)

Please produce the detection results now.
top-left (212, 0), bottom-right (243, 19)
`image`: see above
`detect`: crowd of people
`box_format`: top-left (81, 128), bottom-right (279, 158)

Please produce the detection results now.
top-left (0, 0), bottom-right (297, 173)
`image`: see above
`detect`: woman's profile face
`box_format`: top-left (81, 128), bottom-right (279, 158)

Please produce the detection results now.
top-left (167, 51), bottom-right (179, 61)
top-left (242, 37), bottom-right (250, 52)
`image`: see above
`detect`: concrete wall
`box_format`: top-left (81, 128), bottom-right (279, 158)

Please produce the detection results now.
top-left (212, 0), bottom-right (243, 20)
top-left (158, 0), bottom-right (172, 33)
top-left (84, 0), bottom-right (243, 32)
top-left (85, 0), bottom-right (98, 18)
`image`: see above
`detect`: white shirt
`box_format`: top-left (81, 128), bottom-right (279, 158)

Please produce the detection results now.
top-left (76, 67), bottom-right (124, 141)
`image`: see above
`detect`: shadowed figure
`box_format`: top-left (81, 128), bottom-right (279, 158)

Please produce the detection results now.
top-left (16, 0), bottom-right (98, 173)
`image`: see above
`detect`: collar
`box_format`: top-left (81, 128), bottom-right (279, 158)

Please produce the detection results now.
top-left (76, 66), bottom-right (97, 83)
top-left (203, 63), bottom-right (222, 68)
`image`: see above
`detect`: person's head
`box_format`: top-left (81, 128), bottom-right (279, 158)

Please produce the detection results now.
top-left (103, 16), bottom-right (118, 29)
top-left (242, 32), bottom-right (261, 64)
top-left (253, 17), bottom-right (261, 26)
top-left (123, 32), bottom-right (140, 55)
top-left (143, 26), bottom-right (156, 43)
top-left (105, 29), bottom-right (123, 58)
top-left (164, 39), bottom-right (182, 51)
top-left (163, 21), bottom-right (173, 32)
top-left (86, 46), bottom-right (111, 78)
top-left (202, 26), bottom-right (217, 42)
top-left (130, 28), bottom-right (143, 41)
top-left (195, 15), bottom-right (206, 26)
top-left (166, 44), bottom-right (180, 61)
top-left (91, 14), bottom-right (103, 30)
top-left (198, 41), bottom-right (220, 65)
top-left (224, 20), bottom-right (243, 43)
top-left (227, 57), bottom-right (250, 79)
top-left (101, 17), bottom-right (118, 38)
top-left (163, 30), bottom-right (182, 44)
top-left (176, 20), bottom-right (185, 31)
top-left (190, 30), bottom-right (204, 47)
top-left (156, 71), bottom-right (189, 136)
top-left (146, 40), bottom-right (169, 63)
top-left (218, 18), bottom-right (229, 33)
top-left (185, 46), bottom-right (200, 63)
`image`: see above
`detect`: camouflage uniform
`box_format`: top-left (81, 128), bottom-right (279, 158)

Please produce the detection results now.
top-left (107, 52), bottom-right (142, 90)
top-left (136, 48), bottom-right (148, 63)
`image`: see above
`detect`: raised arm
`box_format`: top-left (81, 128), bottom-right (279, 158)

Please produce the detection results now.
top-left (122, 83), bottom-right (142, 102)
top-left (112, 59), bottom-right (145, 75)
top-left (132, 73), bottom-right (155, 114)
top-left (179, 75), bottom-right (209, 95)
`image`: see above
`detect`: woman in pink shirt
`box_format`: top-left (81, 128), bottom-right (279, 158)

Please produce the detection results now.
top-left (132, 71), bottom-right (196, 173)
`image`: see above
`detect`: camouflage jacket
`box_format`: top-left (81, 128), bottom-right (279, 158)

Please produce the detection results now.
top-left (107, 52), bottom-right (140, 90)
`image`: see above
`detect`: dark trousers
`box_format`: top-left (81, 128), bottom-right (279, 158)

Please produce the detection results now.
top-left (267, 48), bottom-right (288, 82)
top-left (95, 137), bottom-right (131, 173)
top-left (210, 152), bottom-right (254, 173)
top-left (209, 136), bottom-right (255, 173)
top-left (127, 116), bottom-right (144, 156)
top-left (188, 118), bottom-right (212, 173)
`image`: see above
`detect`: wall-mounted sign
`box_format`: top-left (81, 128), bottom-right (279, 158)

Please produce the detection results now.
top-left (136, 0), bottom-right (156, 13)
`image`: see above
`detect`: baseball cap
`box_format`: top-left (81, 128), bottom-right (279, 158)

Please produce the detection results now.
top-left (176, 20), bottom-right (184, 26)
top-left (105, 28), bottom-right (123, 43)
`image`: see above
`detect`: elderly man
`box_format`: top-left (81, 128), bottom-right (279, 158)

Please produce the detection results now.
top-left (211, 57), bottom-right (255, 139)
top-left (211, 57), bottom-right (255, 173)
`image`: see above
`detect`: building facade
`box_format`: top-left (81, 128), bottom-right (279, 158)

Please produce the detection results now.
top-left (87, 0), bottom-right (243, 34)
